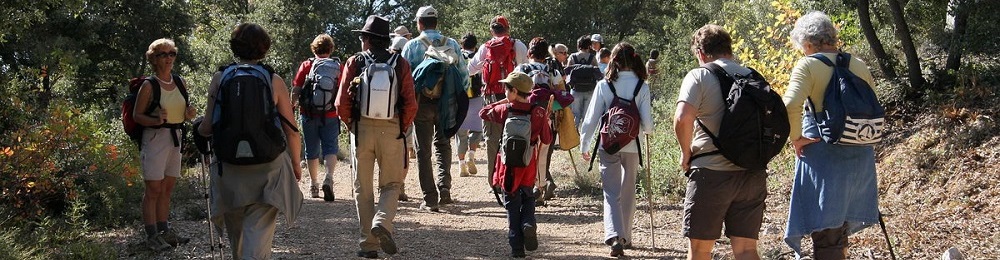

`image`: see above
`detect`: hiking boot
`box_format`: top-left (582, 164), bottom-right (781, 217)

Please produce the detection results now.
top-left (459, 163), bottom-right (470, 177)
top-left (610, 237), bottom-right (625, 257)
top-left (356, 250), bottom-right (378, 259)
top-left (310, 186), bottom-right (320, 198)
top-left (439, 188), bottom-right (453, 205)
top-left (398, 192), bottom-right (409, 202)
top-left (466, 160), bottom-right (477, 175)
top-left (322, 184), bottom-right (334, 201)
top-left (420, 202), bottom-right (439, 212)
top-left (544, 182), bottom-right (556, 200)
top-left (523, 224), bottom-right (538, 251)
top-left (371, 224), bottom-right (398, 255)
top-left (146, 234), bottom-right (172, 251)
top-left (159, 229), bottom-right (190, 247)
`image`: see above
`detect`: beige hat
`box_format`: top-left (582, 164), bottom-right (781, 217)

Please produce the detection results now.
top-left (390, 36), bottom-right (408, 51)
top-left (499, 71), bottom-right (533, 94)
top-left (392, 26), bottom-right (411, 37)
top-left (414, 5), bottom-right (437, 21)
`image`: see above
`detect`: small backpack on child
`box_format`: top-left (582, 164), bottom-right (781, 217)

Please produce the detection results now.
top-left (501, 104), bottom-right (535, 168)
top-left (807, 53), bottom-right (884, 146)
top-left (299, 57), bottom-right (341, 116)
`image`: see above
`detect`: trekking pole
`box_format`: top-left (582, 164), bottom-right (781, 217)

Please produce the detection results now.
top-left (642, 134), bottom-right (656, 250)
top-left (200, 154), bottom-right (224, 260)
top-left (878, 211), bottom-right (897, 260)
top-left (566, 150), bottom-right (581, 177)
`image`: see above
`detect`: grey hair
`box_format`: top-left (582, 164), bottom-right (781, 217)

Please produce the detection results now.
top-left (790, 11), bottom-right (839, 50)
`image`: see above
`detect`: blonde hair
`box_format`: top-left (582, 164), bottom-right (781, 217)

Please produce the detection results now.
top-left (549, 43), bottom-right (568, 57)
top-left (145, 38), bottom-right (177, 70)
top-left (310, 34), bottom-right (335, 55)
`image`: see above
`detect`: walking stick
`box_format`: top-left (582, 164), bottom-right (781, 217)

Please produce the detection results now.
top-left (643, 134), bottom-right (656, 250)
top-left (200, 154), bottom-right (225, 260)
top-left (566, 150), bottom-right (581, 177)
top-left (878, 211), bottom-right (898, 260)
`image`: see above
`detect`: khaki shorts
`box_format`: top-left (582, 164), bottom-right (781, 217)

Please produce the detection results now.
top-left (683, 168), bottom-right (767, 240)
top-left (140, 128), bottom-right (183, 181)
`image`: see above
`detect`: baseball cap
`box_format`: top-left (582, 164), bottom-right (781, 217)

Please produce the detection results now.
top-left (414, 5), bottom-right (437, 21)
top-left (591, 34), bottom-right (603, 43)
top-left (498, 71), bottom-right (532, 94)
top-left (491, 15), bottom-right (510, 29)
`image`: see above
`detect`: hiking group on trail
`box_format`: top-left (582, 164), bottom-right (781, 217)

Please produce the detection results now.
top-left (128, 6), bottom-right (884, 259)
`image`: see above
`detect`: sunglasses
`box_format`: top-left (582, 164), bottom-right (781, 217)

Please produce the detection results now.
top-left (155, 51), bottom-right (178, 58)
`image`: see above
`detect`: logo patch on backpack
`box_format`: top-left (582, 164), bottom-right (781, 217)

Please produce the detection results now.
top-left (807, 53), bottom-right (885, 146)
top-left (692, 63), bottom-right (789, 170)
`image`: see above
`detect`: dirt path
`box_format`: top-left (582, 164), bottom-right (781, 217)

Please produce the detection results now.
top-left (114, 146), bottom-right (691, 259)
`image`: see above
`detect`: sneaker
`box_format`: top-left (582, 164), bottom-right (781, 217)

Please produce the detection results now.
top-left (322, 184), bottom-right (334, 201)
top-left (146, 234), bottom-right (172, 251)
top-left (356, 250), bottom-right (378, 259)
top-left (408, 148), bottom-right (416, 159)
top-left (420, 202), bottom-right (439, 212)
top-left (544, 181), bottom-right (557, 200)
top-left (371, 224), bottom-right (398, 255)
top-left (398, 192), bottom-right (409, 202)
top-left (523, 224), bottom-right (538, 251)
top-left (459, 162), bottom-right (470, 177)
top-left (159, 229), bottom-right (190, 247)
top-left (310, 186), bottom-right (320, 198)
top-left (439, 188), bottom-right (453, 205)
top-left (466, 160), bottom-right (477, 175)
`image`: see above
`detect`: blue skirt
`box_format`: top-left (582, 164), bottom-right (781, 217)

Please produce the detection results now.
top-left (784, 114), bottom-right (880, 258)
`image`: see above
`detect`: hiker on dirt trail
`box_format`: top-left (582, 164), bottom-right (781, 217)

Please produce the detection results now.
top-left (516, 37), bottom-right (572, 206)
top-left (291, 34), bottom-right (342, 202)
top-left (467, 15), bottom-right (528, 189)
top-left (782, 11), bottom-right (881, 259)
top-left (480, 71), bottom-right (551, 258)
top-left (565, 35), bottom-right (601, 131)
top-left (197, 23), bottom-right (304, 259)
top-left (402, 5), bottom-right (471, 212)
top-left (457, 32), bottom-right (485, 178)
top-left (389, 25), bottom-right (414, 203)
top-left (337, 15), bottom-right (418, 259)
top-left (134, 38), bottom-right (195, 251)
top-left (673, 24), bottom-right (767, 260)
top-left (579, 42), bottom-right (653, 258)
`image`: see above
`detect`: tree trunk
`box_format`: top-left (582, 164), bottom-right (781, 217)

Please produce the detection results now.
top-left (856, 0), bottom-right (898, 79)
top-left (944, 0), bottom-right (972, 72)
top-left (887, 0), bottom-right (926, 91)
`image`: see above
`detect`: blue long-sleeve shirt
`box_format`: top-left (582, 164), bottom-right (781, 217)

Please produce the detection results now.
top-left (401, 29), bottom-right (469, 87)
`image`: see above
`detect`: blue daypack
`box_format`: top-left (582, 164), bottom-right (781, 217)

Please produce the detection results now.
top-left (807, 53), bottom-right (885, 146)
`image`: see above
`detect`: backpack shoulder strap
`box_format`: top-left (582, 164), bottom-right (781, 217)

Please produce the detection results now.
top-left (632, 80), bottom-right (643, 98)
top-left (809, 53), bottom-right (835, 67)
top-left (173, 74), bottom-right (190, 106)
top-left (145, 77), bottom-right (161, 114)
top-left (606, 81), bottom-right (619, 98)
top-left (702, 62), bottom-right (734, 101)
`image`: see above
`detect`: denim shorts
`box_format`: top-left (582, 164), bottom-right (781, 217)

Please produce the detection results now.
top-left (300, 116), bottom-right (341, 159)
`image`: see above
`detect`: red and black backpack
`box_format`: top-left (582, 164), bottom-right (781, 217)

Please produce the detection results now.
top-left (121, 75), bottom-right (189, 145)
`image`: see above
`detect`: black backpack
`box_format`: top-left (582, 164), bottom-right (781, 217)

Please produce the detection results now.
top-left (564, 53), bottom-right (602, 92)
top-left (690, 63), bottom-right (789, 171)
top-left (212, 63), bottom-right (296, 165)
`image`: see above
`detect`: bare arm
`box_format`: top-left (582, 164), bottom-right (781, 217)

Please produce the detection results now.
top-left (197, 72), bottom-right (222, 137)
top-left (673, 101), bottom-right (697, 171)
top-left (272, 74), bottom-right (302, 180)
top-left (134, 81), bottom-right (165, 126)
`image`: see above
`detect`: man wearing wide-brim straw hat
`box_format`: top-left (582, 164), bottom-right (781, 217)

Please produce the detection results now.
top-left (336, 14), bottom-right (418, 259)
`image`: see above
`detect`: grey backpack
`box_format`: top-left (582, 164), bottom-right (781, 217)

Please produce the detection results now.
top-left (501, 104), bottom-right (535, 167)
top-left (300, 57), bottom-right (341, 116)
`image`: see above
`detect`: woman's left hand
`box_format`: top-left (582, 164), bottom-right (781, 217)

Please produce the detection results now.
top-left (185, 106), bottom-right (197, 120)
top-left (792, 137), bottom-right (820, 157)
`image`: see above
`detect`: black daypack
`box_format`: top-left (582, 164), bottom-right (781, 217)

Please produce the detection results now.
top-left (691, 63), bottom-right (789, 171)
top-left (212, 63), bottom-right (296, 165)
top-left (807, 53), bottom-right (885, 146)
top-left (564, 53), bottom-right (602, 92)
top-left (300, 57), bottom-right (341, 117)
